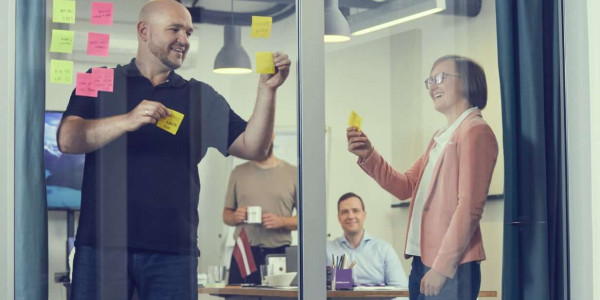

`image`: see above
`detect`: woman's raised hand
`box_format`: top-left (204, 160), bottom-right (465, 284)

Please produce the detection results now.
top-left (346, 127), bottom-right (374, 161)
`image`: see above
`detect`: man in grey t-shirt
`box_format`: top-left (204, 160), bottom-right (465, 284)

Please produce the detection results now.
top-left (223, 143), bottom-right (297, 284)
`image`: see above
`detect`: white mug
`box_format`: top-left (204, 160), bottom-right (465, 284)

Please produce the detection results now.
top-left (246, 206), bottom-right (262, 224)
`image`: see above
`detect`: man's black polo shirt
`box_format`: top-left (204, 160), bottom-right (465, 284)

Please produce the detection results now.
top-left (63, 59), bottom-right (247, 255)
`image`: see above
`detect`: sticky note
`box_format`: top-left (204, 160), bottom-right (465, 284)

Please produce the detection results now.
top-left (91, 67), bottom-right (114, 92)
top-left (87, 32), bottom-right (110, 57)
top-left (50, 59), bottom-right (73, 84)
top-left (53, 0), bottom-right (76, 24)
top-left (256, 52), bottom-right (275, 74)
top-left (91, 2), bottom-right (114, 25)
top-left (250, 16), bottom-right (272, 38)
top-left (156, 109), bottom-right (185, 135)
top-left (76, 73), bottom-right (98, 97)
top-left (348, 110), bottom-right (362, 131)
top-left (50, 29), bottom-right (75, 53)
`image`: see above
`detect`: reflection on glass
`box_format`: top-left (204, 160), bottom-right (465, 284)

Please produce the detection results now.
top-left (46, 0), bottom-right (296, 299)
top-left (325, 1), bottom-right (503, 299)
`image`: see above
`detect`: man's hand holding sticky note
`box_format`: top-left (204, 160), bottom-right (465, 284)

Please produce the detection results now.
top-left (256, 52), bottom-right (275, 74)
top-left (348, 110), bottom-right (363, 131)
top-left (156, 109), bottom-right (184, 135)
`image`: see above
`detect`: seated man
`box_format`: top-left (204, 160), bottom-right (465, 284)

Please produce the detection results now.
top-left (327, 192), bottom-right (408, 287)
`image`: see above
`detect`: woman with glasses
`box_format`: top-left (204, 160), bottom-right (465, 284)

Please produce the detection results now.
top-left (346, 55), bottom-right (498, 300)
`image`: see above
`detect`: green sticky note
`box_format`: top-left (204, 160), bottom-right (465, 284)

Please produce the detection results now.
top-left (53, 0), bottom-right (76, 24)
top-left (50, 59), bottom-right (73, 84)
top-left (256, 52), bottom-right (275, 74)
top-left (50, 29), bottom-right (75, 53)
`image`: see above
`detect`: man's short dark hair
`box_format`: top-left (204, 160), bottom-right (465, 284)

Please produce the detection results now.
top-left (337, 192), bottom-right (365, 211)
top-left (432, 55), bottom-right (488, 110)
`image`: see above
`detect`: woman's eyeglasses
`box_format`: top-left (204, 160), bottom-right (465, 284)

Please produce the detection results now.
top-left (424, 72), bottom-right (461, 89)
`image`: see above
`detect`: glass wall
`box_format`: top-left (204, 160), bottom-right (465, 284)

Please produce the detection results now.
top-left (44, 0), bottom-right (298, 299)
top-left (323, 0), bottom-right (503, 299)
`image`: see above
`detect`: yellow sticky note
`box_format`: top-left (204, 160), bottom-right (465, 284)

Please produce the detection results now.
top-left (50, 29), bottom-right (75, 53)
top-left (50, 59), bottom-right (73, 84)
top-left (156, 109), bottom-right (185, 135)
top-left (53, 0), bottom-right (76, 24)
top-left (251, 16), bottom-right (272, 38)
top-left (348, 110), bottom-right (362, 131)
top-left (256, 52), bottom-right (275, 74)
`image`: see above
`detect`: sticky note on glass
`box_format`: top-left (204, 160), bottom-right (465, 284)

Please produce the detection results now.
top-left (50, 29), bottom-right (75, 53)
top-left (91, 67), bottom-right (114, 92)
top-left (76, 73), bottom-right (98, 97)
top-left (50, 59), bottom-right (73, 84)
top-left (256, 52), bottom-right (275, 74)
top-left (53, 0), bottom-right (76, 24)
top-left (91, 2), bottom-right (113, 25)
top-left (156, 109), bottom-right (185, 135)
top-left (87, 32), bottom-right (110, 56)
top-left (348, 110), bottom-right (362, 131)
top-left (251, 16), bottom-right (272, 38)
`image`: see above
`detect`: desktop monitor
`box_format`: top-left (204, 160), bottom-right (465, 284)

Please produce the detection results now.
top-left (44, 111), bottom-right (84, 210)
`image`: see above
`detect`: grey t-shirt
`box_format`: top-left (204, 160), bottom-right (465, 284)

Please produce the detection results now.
top-left (225, 160), bottom-right (297, 248)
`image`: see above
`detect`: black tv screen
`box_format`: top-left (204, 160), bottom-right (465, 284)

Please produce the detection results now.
top-left (44, 111), bottom-right (84, 210)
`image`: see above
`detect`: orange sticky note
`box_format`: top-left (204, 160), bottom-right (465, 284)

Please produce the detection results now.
top-left (256, 52), bottom-right (275, 74)
top-left (76, 73), bottom-right (98, 97)
top-left (87, 32), bottom-right (110, 57)
top-left (91, 2), bottom-right (113, 25)
top-left (50, 29), bottom-right (75, 53)
top-left (156, 109), bottom-right (184, 135)
top-left (348, 110), bottom-right (362, 131)
top-left (53, 0), bottom-right (76, 24)
top-left (50, 59), bottom-right (73, 84)
top-left (251, 16), bottom-right (272, 38)
top-left (91, 67), bottom-right (114, 92)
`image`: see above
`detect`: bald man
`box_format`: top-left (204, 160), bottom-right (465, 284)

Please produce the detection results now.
top-left (57, 1), bottom-right (291, 299)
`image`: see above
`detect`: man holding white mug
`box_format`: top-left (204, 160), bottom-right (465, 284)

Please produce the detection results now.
top-left (223, 142), bottom-right (297, 284)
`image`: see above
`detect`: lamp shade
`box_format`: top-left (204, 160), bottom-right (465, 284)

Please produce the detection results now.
top-left (324, 0), bottom-right (350, 43)
top-left (213, 25), bottom-right (252, 74)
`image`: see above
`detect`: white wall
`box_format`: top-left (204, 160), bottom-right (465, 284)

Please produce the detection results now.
top-left (587, 0), bottom-right (600, 298)
top-left (0, 0), bottom-right (15, 298)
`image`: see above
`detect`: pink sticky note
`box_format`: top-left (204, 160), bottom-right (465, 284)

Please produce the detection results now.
top-left (92, 67), bottom-right (114, 92)
top-left (87, 32), bottom-right (110, 57)
top-left (91, 2), bottom-right (113, 25)
top-left (76, 73), bottom-right (98, 97)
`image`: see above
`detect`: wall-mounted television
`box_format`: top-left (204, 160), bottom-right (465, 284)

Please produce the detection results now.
top-left (44, 111), bottom-right (84, 210)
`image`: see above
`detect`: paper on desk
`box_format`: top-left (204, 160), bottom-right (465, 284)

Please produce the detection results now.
top-left (353, 286), bottom-right (408, 291)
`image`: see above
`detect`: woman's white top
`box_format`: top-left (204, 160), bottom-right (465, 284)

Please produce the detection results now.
top-left (405, 107), bottom-right (478, 256)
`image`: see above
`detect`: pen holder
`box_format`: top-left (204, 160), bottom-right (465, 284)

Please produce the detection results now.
top-left (327, 267), bottom-right (353, 290)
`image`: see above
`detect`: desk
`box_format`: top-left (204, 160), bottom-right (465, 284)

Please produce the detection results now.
top-left (198, 287), bottom-right (497, 298)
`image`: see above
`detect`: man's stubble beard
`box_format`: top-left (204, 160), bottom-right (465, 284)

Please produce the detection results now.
top-left (148, 33), bottom-right (183, 70)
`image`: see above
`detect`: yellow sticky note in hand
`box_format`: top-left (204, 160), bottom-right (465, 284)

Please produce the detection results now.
top-left (50, 29), bottom-right (75, 53)
top-left (348, 110), bottom-right (363, 131)
top-left (251, 16), bottom-right (272, 38)
top-left (256, 52), bottom-right (275, 74)
top-left (50, 59), bottom-right (73, 84)
top-left (53, 0), bottom-right (76, 24)
top-left (156, 109), bottom-right (185, 135)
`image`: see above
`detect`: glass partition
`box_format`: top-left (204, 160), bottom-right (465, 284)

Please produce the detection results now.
top-left (44, 0), bottom-right (298, 299)
top-left (323, 0), bottom-right (503, 299)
